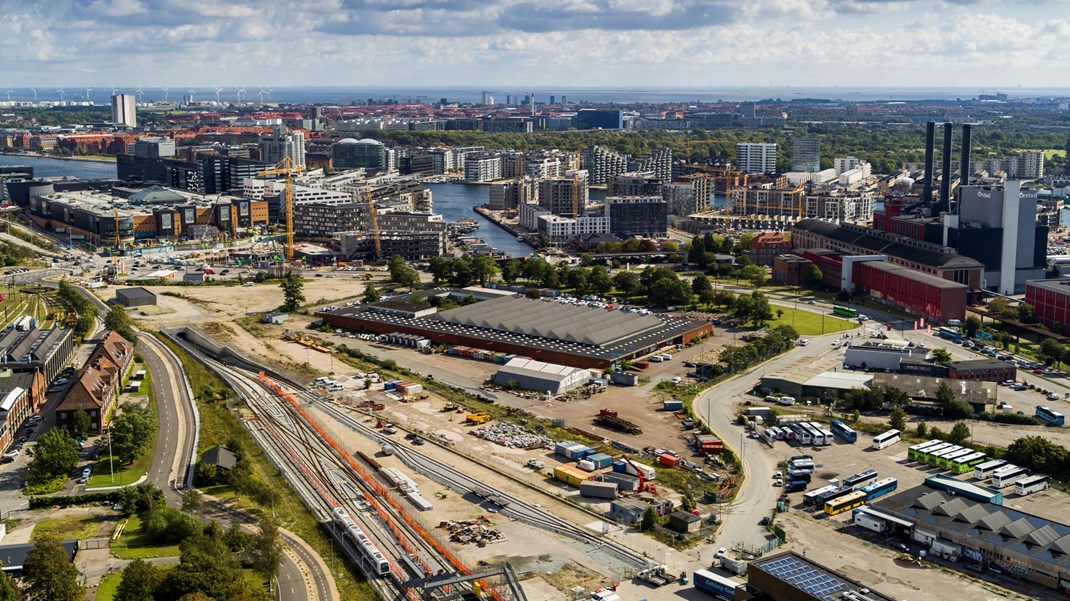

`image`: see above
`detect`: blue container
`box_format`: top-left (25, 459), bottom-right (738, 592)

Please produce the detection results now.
top-left (555, 441), bottom-right (581, 457)
top-left (383, 381), bottom-right (397, 391)
top-left (587, 452), bottom-right (613, 469)
top-left (663, 399), bottom-right (684, 411)
top-left (566, 445), bottom-right (593, 460)
top-left (612, 460), bottom-right (629, 474)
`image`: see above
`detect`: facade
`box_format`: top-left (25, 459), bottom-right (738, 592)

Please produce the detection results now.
top-left (609, 172), bottom-right (661, 197)
top-left (260, 126), bottom-right (306, 169)
top-left (464, 153), bottom-right (503, 182)
top-left (953, 182), bottom-right (1046, 294)
top-left (0, 372), bottom-right (41, 452)
top-left (792, 137), bottom-right (822, 172)
top-left (834, 156), bottom-right (860, 176)
top-left (771, 254), bottom-right (813, 286)
top-left (535, 212), bottom-right (611, 246)
top-left (488, 179), bottom-right (536, 211)
top-left (55, 331), bottom-right (134, 435)
top-left (634, 148), bottom-right (672, 182)
top-left (576, 109), bottom-right (623, 130)
top-left (736, 142), bottom-right (777, 174)
top-left (748, 232), bottom-right (791, 266)
top-left (1024, 279), bottom-right (1070, 334)
top-left (492, 358), bottom-right (590, 394)
top-left (0, 327), bottom-right (75, 384)
top-left (539, 172), bottom-right (589, 217)
top-left (332, 138), bottom-right (388, 172)
top-left (133, 138), bottom-right (175, 158)
top-left (607, 197), bottom-right (668, 238)
top-left (855, 260), bottom-right (968, 322)
top-left (110, 94), bottom-right (137, 127)
top-left (804, 189), bottom-right (876, 222)
top-left (947, 359), bottom-right (1017, 383)
top-left (584, 146), bottom-right (628, 184)
top-left (729, 186), bottom-right (804, 217)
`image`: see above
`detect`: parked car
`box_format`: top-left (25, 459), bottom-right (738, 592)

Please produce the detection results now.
top-left (1048, 393), bottom-right (1061, 401)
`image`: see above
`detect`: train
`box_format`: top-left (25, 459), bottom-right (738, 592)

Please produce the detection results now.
top-left (333, 507), bottom-right (392, 576)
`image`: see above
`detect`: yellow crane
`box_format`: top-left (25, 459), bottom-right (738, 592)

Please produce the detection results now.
top-left (257, 157), bottom-right (305, 260)
top-left (363, 184), bottom-right (382, 261)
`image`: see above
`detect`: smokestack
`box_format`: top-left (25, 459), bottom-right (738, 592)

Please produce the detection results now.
top-left (960, 123), bottom-right (972, 190)
top-left (923, 121), bottom-right (936, 207)
top-left (939, 122), bottom-right (953, 213)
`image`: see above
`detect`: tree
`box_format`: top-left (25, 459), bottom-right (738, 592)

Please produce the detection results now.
top-left (396, 265), bottom-right (421, 291)
top-left (1017, 303), bottom-right (1038, 324)
top-left (1005, 436), bottom-right (1069, 474)
top-left (963, 315), bottom-right (981, 338)
top-left (71, 407), bottom-right (91, 439)
top-left (109, 402), bottom-right (157, 465)
top-left (915, 421), bottom-right (928, 438)
top-left (162, 528), bottom-right (254, 601)
top-left (931, 348), bottom-right (952, 363)
top-left (252, 515), bottom-right (284, 591)
top-left (1040, 338), bottom-right (1064, 367)
top-left (28, 428), bottom-right (80, 483)
top-left (0, 567), bottom-right (19, 601)
top-left (948, 422), bottom-right (972, 445)
top-left (500, 259), bottom-right (521, 283)
top-left (428, 256), bottom-right (452, 284)
top-left (987, 296), bottom-right (1011, 317)
top-left (471, 255), bottom-right (499, 286)
top-left (612, 271), bottom-right (642, 297)
top-left (587, 266), bottom-right (613, 294)
top-left (640, 506), bottom-right (657, 532)
top-left (888, 406), bottom-right (907, 432)
top-left (278, 272), bottom-right (304, 312)
top-left (935, 382), bottom-right (973, 418)
top-left (387, 254), bottom-right (408, 282)
top-left (691, 274), bottom-right (711, 295)
top-left (739, 264), bottom-right (766, 287)
top-left (115, 558), bottom-right (162, 601)
top-left (361, 283), bottom-right (380, 304)
top-left (802, 264), bottom-right (824, 288)
top-left (22, 535), bottom-right (84, 601)
top-left (181, 489), bottom-right (203, 515)
top-left (104, 304), bottom-right (137, 343)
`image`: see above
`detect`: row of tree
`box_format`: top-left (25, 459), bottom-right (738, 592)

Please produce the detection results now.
top-left (57, 280), bottom-right (97, 338)
top-left (718, 325), bottom-right (800, 372)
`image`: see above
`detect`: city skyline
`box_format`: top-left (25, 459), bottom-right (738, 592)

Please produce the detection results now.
top-left (0, 0), bottom-right (1067, 89)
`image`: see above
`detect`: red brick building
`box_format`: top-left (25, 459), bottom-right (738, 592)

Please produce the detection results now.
top-left (55, 331), bottom-right (134, 435)
top-left (771, 254), bottom-right (813, 286)
top-left (1025, 279), bottom-right (1070, 334)
top-left (748, 232), bottom-right (792, 266)
top-left (854, 261), bottom-right (967, 323)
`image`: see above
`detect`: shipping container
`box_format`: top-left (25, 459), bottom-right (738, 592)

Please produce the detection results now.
top-left (579, 480), bottom-right (618, 499)
top-left (613, 459), bottom-right (656, 481)
top-left (587, 452), bottom-right (614, 469)
top-left (383, 381), bottom-right (397, 391)
top-left (554, 465), bottom-right (595, 487)
top-left (694, 569), bottom-right (741, 600)
top-left (600, 471), bottom-right (639, 492)
top-left (555, 441), bottom-right (583, 458)
top-left (659, 453), bottom-right (680, 468)
top-left (663, 399), bottom-right (684, 411)
top-left (566, 445), bottom-right (594, 460)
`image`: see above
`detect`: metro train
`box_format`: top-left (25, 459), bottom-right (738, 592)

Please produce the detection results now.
top-left (332, 507), bottom-right (391, 575)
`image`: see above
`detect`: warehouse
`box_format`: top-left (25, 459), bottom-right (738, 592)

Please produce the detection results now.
top-left (874, 486), bottom-right (1070, 593)
top-left (760, 357), bottom-right (872, 400)
top-left (319, 295), bottom-right (712, 369)
top-left (114, 287), bottom-right (157, 308)
top-left (492, 357), bottom-right (591, 395)
top-left (855, 260), bottom-right (968, 323)
top-left (739, 551), bottom-right (897, 601)
top-left (843, 340), bottom-right (928, 371)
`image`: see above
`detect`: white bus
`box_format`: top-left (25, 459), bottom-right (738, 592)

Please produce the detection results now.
top-left (809, 422), bottom-right (833, 446)
top-left (1015, 475), bottom-right (1050, 496)
top-left (803, 484), bottom-right (840, 507)
top-left (871, 429), bottom-right (901, 450)
top-left (790, 424), bottom-right (812, 445)
top-left (972, 459), bottom-right (1007, 480)
top-left (991, 466), bottom-right (1029, 488)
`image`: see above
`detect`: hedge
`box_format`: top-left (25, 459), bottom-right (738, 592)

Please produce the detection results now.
top-left (28, 491), bottom-right (120, 510)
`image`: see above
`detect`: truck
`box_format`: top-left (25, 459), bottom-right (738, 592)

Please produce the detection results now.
top-left (466, 412), bottom-right (492, 425)
top-left (694, 569), bottom-right (741, 600)
top-left (744, 407), bottom-right (772, 417)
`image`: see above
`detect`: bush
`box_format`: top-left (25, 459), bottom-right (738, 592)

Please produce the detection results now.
top-left (28, 491), bottom-right (120, 510)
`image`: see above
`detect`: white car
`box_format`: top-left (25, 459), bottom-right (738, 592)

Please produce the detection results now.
top-left (797, 339), bottom-right (810, 346)
top-left (1048, 393), bottom-right (1061, 401)
top-left (671, 376), bottom-right (682, 385)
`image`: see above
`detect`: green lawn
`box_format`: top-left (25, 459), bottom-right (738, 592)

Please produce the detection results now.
top-left (768, 306), bottom-right (858, 336)
top-left (88, 368), bottom-right (156, 489)
top-left (32, 515), bottom-right (106, 542)
top-left (22, 475), bottom-right (65, 496)
top-left (110, 516), bottom-right (181, 560)
top-left (96, 572), bottom-right (122, 601)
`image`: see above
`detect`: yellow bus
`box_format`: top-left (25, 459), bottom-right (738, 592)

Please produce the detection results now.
top-left (824, 490), bottom-right (867, 516)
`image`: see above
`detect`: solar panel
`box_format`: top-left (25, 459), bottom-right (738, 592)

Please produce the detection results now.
top-left (758, 557), bottom-right (851, 600)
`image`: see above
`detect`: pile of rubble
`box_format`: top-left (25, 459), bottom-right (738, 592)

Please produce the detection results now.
top-left (471, 422), bottom-right (553, 450)
top-left (438, 520), bottom-right (506, 546)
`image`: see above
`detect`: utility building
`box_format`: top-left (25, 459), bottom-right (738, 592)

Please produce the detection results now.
top-left (492, 358), bottom-right (590, 394)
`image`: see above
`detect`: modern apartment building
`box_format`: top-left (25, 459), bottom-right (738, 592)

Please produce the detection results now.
top-left (110, 94), bottom-right (137, 127)
top-left (584, 145), bottom-right (628, 185)
top-left (791, 137), bottom-right (821, 172)
top-left (332, 138), bottom-right (388, 172)
top-left (464, 153), bottom-right (503, 182)
top-left (736, 143), bottom-right (777, 174)
top-left (260, 126), bottom-right (306, 169)
top-left (538, 171), bottom-right (589, 217)
top-left (607, 196), bottom-right (668, 238)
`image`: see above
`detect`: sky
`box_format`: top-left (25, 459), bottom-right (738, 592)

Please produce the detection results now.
top-left (1, 0), bottom-right (1068, 90)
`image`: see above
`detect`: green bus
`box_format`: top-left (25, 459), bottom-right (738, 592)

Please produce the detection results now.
top-left (949, 451), bottom-right (988, 474)
top-left (832, 305), bottom-right (858, 318)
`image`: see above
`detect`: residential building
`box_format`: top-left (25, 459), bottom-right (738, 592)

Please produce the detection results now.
top-left (332, 138), bottom-right (388, 172)
top-left (728, 185), bottom-right (804, 217)
top-left (608, 172), bottom-right (661, 197)
top-left (55, 331), bottom-right (134, 435)
top-left (133, 137), bottom-right (175, 158)
top-left (110, 94), bottom-right (137, 127)
top-left (634, 148), bottom-right (672, 181)
top-left (834, 156), bottom-right (860, 176)
top-left (736, 142), bottom-right (777, 174)
top-left (748, 232), bottom-right (792, 266)
top-left (607, 197), bottom-right (667, 238)
top-left (0, 371), bottom-right (44, 452)
top-left (803, 188), bottom-right (876, 222)
top-left (771, 254), bottom-right (813, 286)
top-left (260, 126), bottom-right (306, 169)
top-left (488, 178), bottom-right (536, 210)
top-left (539, 171), bottom-right (589, 217)
top-left (584, 145), bottom-right (628, 185)
top-left (464, 153), bottom-right (502, 182)
top-left (792, 137), bottom-right (821, 172)
top-left (535, 212), bottom-right (611, 246)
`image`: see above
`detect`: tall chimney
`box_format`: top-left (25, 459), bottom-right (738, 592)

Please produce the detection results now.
top-left (939, 122), bottom-right (953, 213)
top-left (960, 123), bottom-right (972, 191)
top-left (923, 121), bottom-right (936, 207)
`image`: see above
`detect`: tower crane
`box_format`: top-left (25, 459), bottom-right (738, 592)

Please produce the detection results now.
top-left (257, 157), bottom-right (305, 261)
top-left (572, 147), bottom-right (583, 218)
top-left (363, 184), bottom-right (382, 261)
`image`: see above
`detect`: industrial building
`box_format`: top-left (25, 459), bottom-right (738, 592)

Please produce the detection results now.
top-left (1025, 279), bottom-right (1070, 335)
top-left (492, 358), bottom-right (591, 394)
top-left (771, 254), bottom-right (813, 286)
top-left (872, 486), bottom-right (1070, 594)
top-left (843, 340), bottom-right (929, 371)
top-left (854, 260), bottom-right (968, 322)
top-left (110, 93), bottom-right (137, 127)
top-left (737, 551), bottom-right (897, 601)
top-left (760, 357), bottom-right (873, 400)
top-left (318, 295), bottom-right (712, 369)
top-left (872, 373), bottom-right (997, 411)
top-left (0, 326), bottom-right (75, 384)
top-left (113, 287), bottom-right (157, 308)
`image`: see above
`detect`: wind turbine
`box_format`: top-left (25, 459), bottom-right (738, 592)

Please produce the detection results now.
top-left (214, 86), bottom-right (223, 103)
top-left (111, 85), bottom-right (119, 96)
top-left (57, 86), bottom-right (66, 102)
top-left (4, 90), bottom-right (12, 102)
top-left (29, 88), bottom-right (37, 102)
top-left (236, 85), bottom-right (246, 104)
top-left (136, 86), bottom-right (144, 102)
top-left (267, 88), bottom-right (273, 101)
top-left (187, 87), bottom-right (196, 102)
top-left (162, 86), bottom-right (169, 102)
top-left (257, 87), bottom-right (266, 103)
top-left (84, 87), bottom-right (93, 103)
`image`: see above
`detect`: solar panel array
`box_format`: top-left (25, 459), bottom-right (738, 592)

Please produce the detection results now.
top-left (758, 556), bottom-right (851, 600)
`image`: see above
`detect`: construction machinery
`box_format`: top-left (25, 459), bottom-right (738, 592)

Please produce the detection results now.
top-left (466, 412), bottom-right (492, 425)
top-left (257, 157), bottom-right (305, 260)
top-left (621, 454), bottom-right (656, 494)
top-left (363, 184), bottom-right (382, 261)
top-left (594, 408), bottom-right (642, 435)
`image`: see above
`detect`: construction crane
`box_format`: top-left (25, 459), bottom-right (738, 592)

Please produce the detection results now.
top-left (572, 147), bottom-right (583, 218)
top-left (257, 157), bottom-right (304, 260)
top-left (621, 454), bottom-right (656, 495)
top-left (363, 184), bottom-right (382, 261)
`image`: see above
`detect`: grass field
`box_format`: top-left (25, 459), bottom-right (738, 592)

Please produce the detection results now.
top-left (32, 514), bottom-right (107, 542)
top-left (88, 368), bottom-right (156, 488)
top-left (767, 306), bottom-right (858, 336)
top-left (1044, 149), bottom-right (1066, 160)
top-left (110, 516), bottom-right (181, 560)
top-left (96, 572), bottom-right (122, 601)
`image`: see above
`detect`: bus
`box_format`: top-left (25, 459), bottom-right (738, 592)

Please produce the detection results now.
top-left (803, 484), bottom-right (840, 507)
top-left (916, 442), bottom-right (954, 463)
top-left (1015, 475), bottom-right (1051, 496)
top-left (805, 423), bottom-right (829, 446)
top-left (937, 448), bottom-right (976, 469)
top-left (814, 485), bottom-right (855, 508)
top-left (825, 490), bottom-right (868, 516)
top-left (926, 445), bottom-right (964, 467)
top-left (843, 469), bottom-right (879, 490)
top-left (815, 424), bottom-right (834, 446)
top-left (949, 451), bottom-right (987, 474)
top-left (1036, 406), bottom-right (1065, 427)
top-left (972, 459), bottom-right (1008, 480)
top-left (830, 420), bottom-right (857, 443)
top-left (991, 466), bottom-right (1029, 488)
top-left (936, 327), bottom-right (962, 342)
top-left (789, 424), bottom-right (812, 445)
top-left (908, 440), bottom-right (945, 462)
top-left (871, 429), bottom-right (901, 450)
top-left (860, 477), bottom-right (899, 502)
top-left (832, 305), bottom-right (858, 318)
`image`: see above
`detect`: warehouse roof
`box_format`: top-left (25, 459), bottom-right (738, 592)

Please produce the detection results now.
top-left (793, 219), bottom-right (984, 270)
top-left (116, 287), bottom-right (156, 301)
top-left (496, 357), bottom-right (589, 383)
top-left (876, 487), bottom-right (1070, 571)
top-left (873, 373), bottom-right (997, 403)
top-left (751, 552), bottom-right (896, 601)
top-left (803, 371), bottom-right (872, 390)
top-left (436, 296), bottom-right (664, 347)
